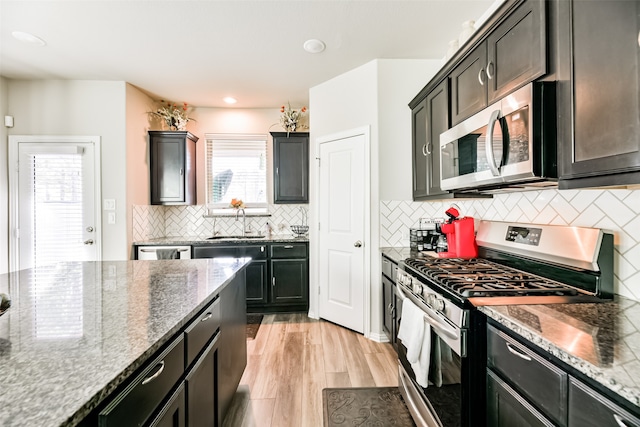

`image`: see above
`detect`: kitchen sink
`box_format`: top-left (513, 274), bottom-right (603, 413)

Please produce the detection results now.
top-left (206, 235), bottom-right (266, 240)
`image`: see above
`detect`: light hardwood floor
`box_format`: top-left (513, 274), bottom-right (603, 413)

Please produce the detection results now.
top-left (223, 313), bottom-right (399, 427)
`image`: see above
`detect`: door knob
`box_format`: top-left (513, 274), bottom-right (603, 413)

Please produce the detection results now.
top-left (84, 239), bottom-right (94, 245)
top-left (354, 240), bottom-right (363, 248)
top-left (86, 226), bottom-right (94, 232)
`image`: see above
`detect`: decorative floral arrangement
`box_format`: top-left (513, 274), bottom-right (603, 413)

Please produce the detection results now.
top-left (279, 102), bottom-right (307, 133)
top-left (149, 100), bottom-right (195, 131)
top-left (230, 198), bottom-right (245, 209)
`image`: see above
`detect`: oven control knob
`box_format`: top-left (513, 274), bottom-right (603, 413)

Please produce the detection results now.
top-left (413, 283), bottom-right (422, 294)
top-left (427, 294), bottom-right (445, 312)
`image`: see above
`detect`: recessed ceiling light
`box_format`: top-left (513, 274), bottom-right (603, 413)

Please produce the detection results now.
top-left (303, 39), bottom-right (326, 54)
top-left (12, 31), bottom-right (46, 46)
top-left (223, 97), bottom-right (237, 104)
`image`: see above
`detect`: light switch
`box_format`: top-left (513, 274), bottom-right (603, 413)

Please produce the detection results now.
top-left (104, 199), bottom-right (116, 211)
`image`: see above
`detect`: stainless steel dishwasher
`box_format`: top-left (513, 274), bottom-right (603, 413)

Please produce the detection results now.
top-left (136, 246), bottom-right (192, 260)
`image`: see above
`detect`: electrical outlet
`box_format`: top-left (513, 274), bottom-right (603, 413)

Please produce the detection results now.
top-left (108, 212), bottom-right (116, 224)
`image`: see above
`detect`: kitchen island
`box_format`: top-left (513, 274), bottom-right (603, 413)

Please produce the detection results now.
top-left (0, 258), bottom-right (250, 426)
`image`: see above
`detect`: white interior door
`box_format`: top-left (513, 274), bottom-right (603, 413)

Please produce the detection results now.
top-left (318, 133), bottom-right (366, 333)
top-left (9, 136), bottom-right (101, 271)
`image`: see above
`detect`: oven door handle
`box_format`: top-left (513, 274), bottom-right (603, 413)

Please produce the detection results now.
top-left (395, 284), bottom-right (459, 341)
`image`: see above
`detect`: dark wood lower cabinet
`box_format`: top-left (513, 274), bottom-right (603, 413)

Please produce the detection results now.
top-left (186, 335), bottom-right (219, 427)
top-left (245, 260), bottom-right (268, 305)
top-left (382, 275), bottom-right (394, 342)
top-left (271, 259), bottom-right (308, 306)
top-left (487, 370), bottom-right (554, 427)
top-left (218, 273), bottom-right (247, 425)
top-left (193, 242), bottom-right (309, 313)
top-left (150, 384), bottom-right (186, 427)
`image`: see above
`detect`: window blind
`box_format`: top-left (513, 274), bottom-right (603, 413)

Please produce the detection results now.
top-left (205, 134), bottom-right (267, 208)
top-left (31, 153), bottom-right (84, 267)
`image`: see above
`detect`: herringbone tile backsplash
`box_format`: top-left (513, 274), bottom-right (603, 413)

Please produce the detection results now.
top-left (132, 204), bottom-right (310, 241)
top-left (381, 189), bottom-right (640, 301)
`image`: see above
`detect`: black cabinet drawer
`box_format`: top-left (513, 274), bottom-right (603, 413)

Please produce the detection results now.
top-left (193, 244), bottom-right (267, 260)
top-left (99, 335), bottom-right (185, 427)
top-left (184, 296), bottom-right (221, 368)
top-left (569, 378), bottom-right (640, 427)
top-left (270, 243), bottom-right (307, 259)
top-left (487, 325), bottom-right (568, 426)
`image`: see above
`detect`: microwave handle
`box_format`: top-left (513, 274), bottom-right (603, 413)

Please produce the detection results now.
top-left (486, 109), bottom-right (502, 177)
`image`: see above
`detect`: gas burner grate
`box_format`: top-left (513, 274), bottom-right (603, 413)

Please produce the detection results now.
top-left (404, 257), bottom-right (580, 298)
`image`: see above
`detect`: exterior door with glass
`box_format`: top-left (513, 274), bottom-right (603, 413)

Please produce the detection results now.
top-left (9, 136), bottom-right (100, 271)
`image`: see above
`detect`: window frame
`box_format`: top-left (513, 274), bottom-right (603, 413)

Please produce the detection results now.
top-left (204, 133), bottom-right (269, 213)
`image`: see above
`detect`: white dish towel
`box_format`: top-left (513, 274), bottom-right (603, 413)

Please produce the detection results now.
top-left (397, 299), bottom-right (432, 388)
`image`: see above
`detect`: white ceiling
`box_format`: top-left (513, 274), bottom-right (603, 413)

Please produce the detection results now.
top-left (0, 0), bottom-right (496, 109)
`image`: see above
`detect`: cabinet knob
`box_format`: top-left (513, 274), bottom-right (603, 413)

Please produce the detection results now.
top-left (84, 239), bottom-right (94, 245)
top-left (354, 240), bottom-right (363, 248)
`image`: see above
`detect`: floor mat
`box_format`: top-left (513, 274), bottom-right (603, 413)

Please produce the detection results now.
top-left (246, 314), bottom-right (263, 340)
top-left (323, 387), bottom-right (415, 426)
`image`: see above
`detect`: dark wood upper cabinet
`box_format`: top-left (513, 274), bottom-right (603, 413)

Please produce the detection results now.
top-left (271, 132), bottom-right (309, 204)
top-left (451, 43), bottom-right (488, 126)
top-left (149, 131), bottom-right (198, 205)
top-left (557, 0), bottom-right (640, 188)
top-left (412, 79), bottom-right (449, 200)
top-left (451, 0), bottom-right (546, 126)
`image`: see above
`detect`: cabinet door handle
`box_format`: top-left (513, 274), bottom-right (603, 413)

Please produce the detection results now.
top-left (276, 167), bottom-right (279, 175)
top-left (426, 142), bottom-right (432, 155)
top-left (388, 303), bottom-right (393, 314)
top-left (478, 69), bottom-right (485, 86)
top-left (200, 312), bottom-right (213, 322)
top-left (613, 414), bottom-right (631, 427)
top-left (505, 342), bottom-right (532, 361)
top-left (272, 277), bottom-right (276, 287)
top-left (422, 144), bottom-right (428, 156)
top-left (261, 246), bottom-right (265, 252)
top-left (180, 168), bottom-right (183, 176)
top-left (284, 245), bottom-right (294, 249)
top-left (142, 361), bottom-right (165, 385)
top-left (486, 61), bottom-right (494, 80)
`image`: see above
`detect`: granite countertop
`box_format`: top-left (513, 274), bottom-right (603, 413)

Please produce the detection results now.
top-left (380, 247), bottom-right (640, 409)
top-left (0, 258), bottom-right (250, 427)
top-left (134, 235), bottom-right (309, 245)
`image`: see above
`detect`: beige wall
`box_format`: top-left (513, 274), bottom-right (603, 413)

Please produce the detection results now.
top-left (6, 80), bottom-right (128, 262)
top-left (125, 84), bottom-right (155, 258)
top-left (0, 77), bottom-right (8, 274)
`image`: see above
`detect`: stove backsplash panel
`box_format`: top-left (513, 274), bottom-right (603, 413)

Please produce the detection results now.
top-left (381, 188), bottom-right (640, 301)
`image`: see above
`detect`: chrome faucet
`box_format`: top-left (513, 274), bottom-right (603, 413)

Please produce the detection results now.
top-left (235, 208), bottom-right (246, 236)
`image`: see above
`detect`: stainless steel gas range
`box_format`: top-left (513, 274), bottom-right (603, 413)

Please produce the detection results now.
top-left (395, 220), bottom-right (614, 427)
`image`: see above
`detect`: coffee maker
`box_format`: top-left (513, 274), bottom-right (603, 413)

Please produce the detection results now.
top-left (438, 206), bottom-right (478, 259)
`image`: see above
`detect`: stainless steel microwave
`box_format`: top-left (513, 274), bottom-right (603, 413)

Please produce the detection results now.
top-left (439, 82), bottom-right (557, 192)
